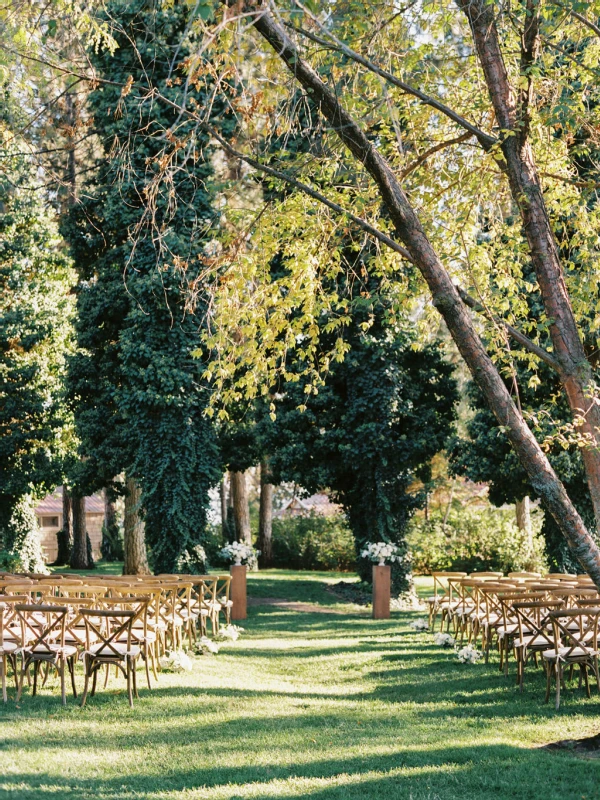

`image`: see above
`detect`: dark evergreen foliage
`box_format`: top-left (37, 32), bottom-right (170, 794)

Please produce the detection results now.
top-left (63, 0), bottom-right (228, 572)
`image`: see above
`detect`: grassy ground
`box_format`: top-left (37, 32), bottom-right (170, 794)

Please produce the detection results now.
top-left (1, 569), bottom-right (600, 799)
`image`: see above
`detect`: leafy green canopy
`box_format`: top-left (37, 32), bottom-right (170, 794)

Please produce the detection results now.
top-left (0, 141), bottom-right (75, 559)
top-left (63, 0), bottom-right (231, 572)
top-left (263, 260), bottom-right (458, 592)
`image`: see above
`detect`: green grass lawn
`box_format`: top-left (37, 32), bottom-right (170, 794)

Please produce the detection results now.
top-left (2, 569), bottom-right (600, 799)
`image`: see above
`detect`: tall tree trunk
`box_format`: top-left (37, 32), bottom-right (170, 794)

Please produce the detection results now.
top-left (219, 477), bottom-right (229, 539)
top-left (104, 489), bottom-right (117, 533)
top-left (516, 495), bottom-right (535, 565)
top-left (230, 470), bottom-right (251, 545)
top-left (123, 477), bottom-right (150, 575)
top-left (456, 0), bottom-right (600, 534)
top-left (258, 459), bottom-right (273, 566)
top-left (227, 471), bottom-right (235, 542)
top-left (246, 6), bottom-right (600, 589)
top-left (70, 493), bottom-right (88, 569)
top-left (53, 485), bottom-right (72, 565)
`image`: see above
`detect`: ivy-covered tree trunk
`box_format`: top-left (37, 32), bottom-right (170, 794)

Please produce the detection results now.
top-left (53, 486), bottom-right (73, 565)
top-left (70, 493), bottom-right (89, 569)
top-left (227, 472), bottom-right (235, 542)
top-left (123, 477), bottom-right (150, 575)
top-left (220, 478), bottom-right (230, 541)
top-left (258, 459), bottom-right (273, 566)
top-left (101, 488), bottom-right (123, 562)
top-left (231, 471), bottom-right (251, 545)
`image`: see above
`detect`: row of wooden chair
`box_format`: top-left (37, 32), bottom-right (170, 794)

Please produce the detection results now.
top-left (0, 572), bottom-right (232, 707)
top-left (428, 570), bottom-right (600, 708)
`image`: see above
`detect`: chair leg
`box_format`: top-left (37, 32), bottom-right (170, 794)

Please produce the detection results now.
top-left (32, 660), bottom-right (39, 697)
top-left (132, 659), bottom-right (139, 699)
top-left (583, 664), bottom-right (591, 698)
top-left (81, 656), bottom-right (90, 708)
top-left (545, 661), bottom-right (552, 704)
top-left (126, 657), bottom-right (134, 709)
top-left (60, 659), bottom-right (66, 706)
top-left (556, 664), bottom-right (562, 710)
top-left (144, 650), bottom-right (152, 690)
top-left (1, 655), bottom-right (6, 703)
top-left (68, 658), bottom-right (77, 698)
top-left (91, 665), bottom-right (98, 697)
top-left (104, 663), bottom-right (110, 689)
top-left (16, 658), bottom-right (27, 702)
top-left (150, 645), bottom-right (159, 681)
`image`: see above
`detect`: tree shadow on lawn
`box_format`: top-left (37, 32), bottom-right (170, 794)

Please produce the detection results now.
top-left (2, 742), bottom-right (600, 800)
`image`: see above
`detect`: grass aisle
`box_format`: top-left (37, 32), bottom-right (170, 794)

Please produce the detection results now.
top-left (1, 570), bottom-right (600, 799)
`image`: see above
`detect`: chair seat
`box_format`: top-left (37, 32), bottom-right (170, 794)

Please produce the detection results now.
top-left (87, 642), bottom-right (141, 658)
top-left (220, 600), bottom-right (233, 608)
top-left (26, 644), bottom-right (78, 657)
top-left (130, 630), bottom-right (157, 643)
top-left (514, 634), bottom-right (553, 649)
top-left (0, 641), bottom-right (18, 653)
top-left (543, 646), bottom-right (598, 661)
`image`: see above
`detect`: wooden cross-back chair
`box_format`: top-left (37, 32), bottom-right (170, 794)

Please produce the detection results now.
top-left (427, 572), bottom-right (467, 629)
top-left (15, 603), bottom-right (78, 705)
top-left (473, 583), bottom-right (515, 660)
top-left (105, 587), bottom-right (160, 685)
top-left (80, 600), bottom-right (146, 708)
top-left (511, 599), bottom-right (564, 691)
top-left (216, 575), bottom-right (233, 627)
top-left (543, 607), bottom-right (600, 709)
top-left (0, 597), bottom-right (26, 702)
top-left (438, 574), bottom-right (469, 632)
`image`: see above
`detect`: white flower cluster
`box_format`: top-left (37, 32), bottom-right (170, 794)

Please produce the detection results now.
top-left (159, 650), bottom-right (194, 673)
top-left (216, 624), bottom-right (244, 642)
top-left (220, 541), bottom-right (260, 566)
top-left (360, 541), bottom-right (402, 564)
top-left (455, 644), bottom-right (482, 664)
top-left (198, 636), bottom-right (220, 655)
top-left (433, 632), bottom-right (455, 648)
top-left (409, 618), bottom-right (429, 631)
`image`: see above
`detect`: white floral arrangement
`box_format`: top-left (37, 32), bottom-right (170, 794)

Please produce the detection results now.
top-left (197, 636), bottom-right (220, 655)
top-left (159, 649), bottom-right (194, 673)
top-left (433, 632), bottom-right (455, 648)
top-left (455, 644), bottom-right (482, 664)
top-left (216, 624), bottom-right (244, 642)
top-left (409, 618), bottom-right (429, 631)
top-left (220, 541), bottom-right (260, 567)
top-left (360, 541), bottom-right (403, 566)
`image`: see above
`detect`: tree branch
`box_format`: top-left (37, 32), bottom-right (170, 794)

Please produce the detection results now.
top-left (284, 19), bottom-right (497, 151)
top-left (400, 132), bottom-right (472, 178)
top-left (455, 287), bottom-right (560, 371)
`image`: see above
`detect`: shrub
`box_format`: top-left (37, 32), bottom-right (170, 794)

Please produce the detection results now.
top-left (407, 505), bottom-right (547, 574)
top-left (270, 513), bottom-right (355, 571)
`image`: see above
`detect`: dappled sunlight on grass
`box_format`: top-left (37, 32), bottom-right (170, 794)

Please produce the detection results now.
top-left (2, 570), bottom-right (600, 799)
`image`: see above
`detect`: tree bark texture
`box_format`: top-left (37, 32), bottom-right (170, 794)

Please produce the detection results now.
top-left (69, 493), bottom-right (88, 569)
top-left (220, 478), bottom-right (229, 539)
top-left (455, 0), bottom-right (600, 534)
top-left (230, 470), bottom-right (251, 545)
top-left (243, 4), bottom-right (600, 589)
top-left (227, 471), bottom-right (235, 542)
top-left (123, 477), bottom-right (150, 575)
top-left (258, 459), bottom-right (273, 566)
top-left (53, 485), bottom-right (73, 565)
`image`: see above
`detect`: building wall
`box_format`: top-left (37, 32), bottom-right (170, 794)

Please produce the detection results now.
top-left (37, 513), bottom-right (104, 564)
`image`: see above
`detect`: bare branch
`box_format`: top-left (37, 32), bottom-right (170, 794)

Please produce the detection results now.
top-left (400, 132), bottom-right (472, 178)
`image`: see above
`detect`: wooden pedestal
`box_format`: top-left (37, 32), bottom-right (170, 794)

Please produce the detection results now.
top-left (372, 564), bottom-right (391, 619)
top-left (230, 564), bottom-right (247, 621)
